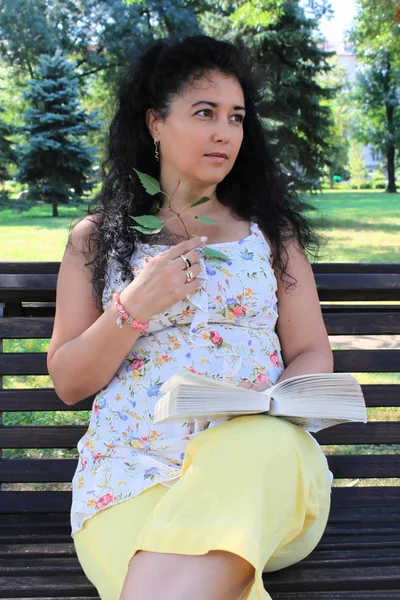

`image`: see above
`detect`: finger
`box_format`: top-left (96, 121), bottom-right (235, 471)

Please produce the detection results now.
top-left (182, 263), bottom-right (202, 283)
top-left (176, 249), bottom-right (202, 269)
top-left (183, 273), bottom-right (205, 295)
top-left (168, 235), bottom-right (207, 260)
top-left (237, 381), bottom-right (253, 389)
top-left (251, 382), bottom-right (270, 392)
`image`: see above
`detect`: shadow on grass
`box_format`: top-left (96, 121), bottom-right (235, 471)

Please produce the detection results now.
top-left (315, 218), bottom-right (399, 233)
top-left (0, 204), bottom-right (90, 227)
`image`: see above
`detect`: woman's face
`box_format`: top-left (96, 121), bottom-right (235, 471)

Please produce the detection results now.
top-left (147, 70), bottom-right (246, 185)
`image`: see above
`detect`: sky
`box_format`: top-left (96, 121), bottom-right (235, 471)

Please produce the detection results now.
top-left (318, 0), bottom-right (357, 42)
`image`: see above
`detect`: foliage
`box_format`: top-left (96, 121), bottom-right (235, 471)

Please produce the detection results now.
top-left (0, 0), bottom-right (203, 81)
top-left (131, 169), bottom-right (229, 261)
top-left (349, 0), bottom-right (400, 67)
top-left (0, 1), bottom-right (341, 195)
top-left (346, 140), bottom-right (367, 188)
top-left (0, 106), bottom-right (17, 181)
top-left (351, 50), bottom-right (400, 193)
top-left (16, 51), bottom-right (100, 215)
top-left (349, 1), bottom-right (399, 193)
top-left (316, 55), bottom-right (352, 186)
top-left (215, 1), bottom-right (337, 191)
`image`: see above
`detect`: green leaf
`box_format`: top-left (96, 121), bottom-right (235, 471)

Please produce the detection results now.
top-left (130, 214), bottom-right (164, 231)
top-left (190, 196), bottom-right (210, 208)
top-left (133, 169), bottom-right (161, 195)
top-left (204, 246), bottom-right (230, 261)
top-left (197, 216), bottom-right (218, 224)
top-left (131, 224), bottom-right (164, 234)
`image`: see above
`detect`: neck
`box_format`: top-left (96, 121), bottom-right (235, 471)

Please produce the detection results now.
top-left (158, 169), bottom-right (219, 212)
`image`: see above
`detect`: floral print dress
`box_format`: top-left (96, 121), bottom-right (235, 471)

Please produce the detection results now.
top-left (71, 221), bottom-right (293, 535)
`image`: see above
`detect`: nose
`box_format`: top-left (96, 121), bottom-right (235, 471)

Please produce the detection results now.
top-left (211, 120), bottom-right (232, 145)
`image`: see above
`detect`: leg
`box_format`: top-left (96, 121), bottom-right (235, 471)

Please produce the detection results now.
top-left (120, 549), bottom-right (255, 600)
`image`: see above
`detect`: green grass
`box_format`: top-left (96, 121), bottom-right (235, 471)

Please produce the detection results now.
top-left (0, 203), bottom-right (89, 261)
top-left (304, 190), bottom-right (400, 263)
top-left (0, 190), bottom-right (399, 261)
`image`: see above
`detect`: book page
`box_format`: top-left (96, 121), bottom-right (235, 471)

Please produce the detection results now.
top-left (279, 415), bottom-right (357, 433)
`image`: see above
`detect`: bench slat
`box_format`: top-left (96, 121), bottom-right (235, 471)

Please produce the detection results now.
top-left (3, 261), bottom-right (399, 274)
top-left (1, 555), bottom-right (400, 579)
top-left (0, 389), bottom-right (94, 411)
top-left (1, 422), bottom-right (399, 448)
top-left (326, 312), bottom-right (400, 335)
top-left (0, 384), bottom-right (397, 412)
top-left (1, 349), bottom-right (399, 376)
top-left (1, 487), bottom-right (399, 514)
top-left (0, 575), bottom-right (97, 593)
top-left (0, 523), bottom-right (400, 553)
top-left (1, 311), bottom-right (400, 338)
top-left (1, 506), bottom-right (400, 527)
top-left (0, 318), bottom-right (54, 338)
top-left (263, 565), bottom-right (400, 592)
top-left (273, 594), bottom-right (400, 599)
top-left (333, 349), bottom-right (400, 371)
top-left (0, 565), bottom-right (398, 594)
top-left (0, 308), bottom-right (400, 326)
top-left (1, 455), bottom-right (399, 483)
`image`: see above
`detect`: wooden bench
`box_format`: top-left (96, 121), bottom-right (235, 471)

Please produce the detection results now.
top-left (0, 261), bottom-right (399, 599)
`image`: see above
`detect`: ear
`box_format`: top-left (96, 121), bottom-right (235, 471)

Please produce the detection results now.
top-left (146, 108), bottom-right (163, 140)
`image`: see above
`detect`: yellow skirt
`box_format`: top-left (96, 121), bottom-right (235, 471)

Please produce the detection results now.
top-left (73, 415), bottom-right (332, 599)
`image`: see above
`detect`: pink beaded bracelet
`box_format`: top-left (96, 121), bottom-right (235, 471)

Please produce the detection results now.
top-left (112, 291), bottom-right (149, 333)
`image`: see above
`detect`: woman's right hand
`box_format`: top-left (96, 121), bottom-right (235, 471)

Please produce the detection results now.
top-left (120, 235), bottom-right (207, 322)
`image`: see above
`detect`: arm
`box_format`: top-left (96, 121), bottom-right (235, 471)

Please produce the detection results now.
top-left (273, 234), bottom-right (333, 384)
top-left (47, 217), bottom-right (149, 406)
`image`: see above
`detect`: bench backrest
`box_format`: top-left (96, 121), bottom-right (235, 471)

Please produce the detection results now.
top-left (0, 262), bottom-right (399, 513)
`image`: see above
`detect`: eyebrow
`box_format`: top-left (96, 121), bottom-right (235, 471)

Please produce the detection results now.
top-left (191, 100), bottom-right (246, 112)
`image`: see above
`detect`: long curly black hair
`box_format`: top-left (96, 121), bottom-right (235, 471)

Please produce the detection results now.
top-left (70, 34), bottom-right (322, 310)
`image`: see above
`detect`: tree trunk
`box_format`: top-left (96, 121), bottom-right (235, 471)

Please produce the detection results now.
top-left (52, 202), bottom-right (58, 217)
top-left (386, 142), bottom-right (397, 193)
top-left (385, 74), bottom-right (397, 193)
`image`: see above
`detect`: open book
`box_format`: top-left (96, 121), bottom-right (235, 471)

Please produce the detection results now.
top-left (153, 370), bottom-right (367, 433)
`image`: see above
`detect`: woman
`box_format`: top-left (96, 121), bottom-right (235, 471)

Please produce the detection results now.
top-left (47, 35), bottom-right (334, 600)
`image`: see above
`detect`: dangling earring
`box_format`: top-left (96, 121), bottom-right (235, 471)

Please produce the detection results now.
top-left (154, 139), bottom-right (160, 162)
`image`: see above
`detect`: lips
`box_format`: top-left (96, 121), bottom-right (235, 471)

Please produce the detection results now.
top-left (205, 153), bottom-right (228, 159)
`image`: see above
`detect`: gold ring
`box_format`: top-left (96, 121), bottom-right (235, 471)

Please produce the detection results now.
top-left (180, 254), bottom-right (192, 269)
top-left (185, 269), bottom-right (194, 283)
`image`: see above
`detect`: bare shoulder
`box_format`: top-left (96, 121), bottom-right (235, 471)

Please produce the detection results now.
top-left (258, 225), bottom-right (307, 281)
top-left (67, 213), bottom-right (101, 258)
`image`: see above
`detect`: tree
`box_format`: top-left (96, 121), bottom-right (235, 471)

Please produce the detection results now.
top-left (17, 51), bottom-right (100, 216)
top-left (349, 0), bottom-right (400, 193)
top-left (0, 0), bottom-right (204, 81)
top-left (347, 140), bottom-right (367, 188)
top-left (352, 51), bottom-right (399, 193)
top-left (202, 0), bottom-right (337, 191)
top-left (1, 0), bottom-right (338, 194)
top-left (0, 106), bottom-right (17, 208)
top-left (314, 54), bottom-right (352, 187)
top-left (0, 106), bottom-right (16, 182)
top-left (350, 0), bottom-right (400, 68)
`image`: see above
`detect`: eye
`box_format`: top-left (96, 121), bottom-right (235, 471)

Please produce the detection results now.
top-left (195, 109), bottom-right (244, 123)
top-left (196, 109), bottom-right (213, 117)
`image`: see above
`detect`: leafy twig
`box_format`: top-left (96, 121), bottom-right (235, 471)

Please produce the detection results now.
top-left (130, 169), bottom-right (229, 261)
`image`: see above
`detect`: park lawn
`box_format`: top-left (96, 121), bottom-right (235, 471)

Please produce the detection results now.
top-left (304, 189), bottom-right (400, 263)
top-left (0, 189), bottom-right (399, 262)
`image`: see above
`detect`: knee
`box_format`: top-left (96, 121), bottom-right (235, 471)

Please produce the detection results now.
top-left (194, 415), bottom-right (300, 465)
top-left (226, 414), bottom-right (300, 453)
